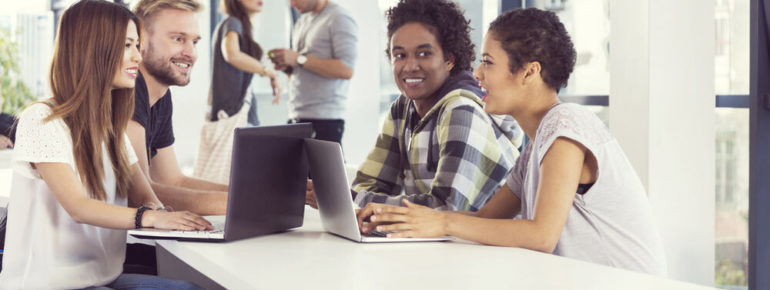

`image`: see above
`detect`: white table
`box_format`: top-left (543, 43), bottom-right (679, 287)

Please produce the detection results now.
top-left (154, 207), bottom-right (713, 290)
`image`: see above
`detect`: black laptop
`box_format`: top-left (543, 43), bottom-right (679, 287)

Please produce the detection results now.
top-left (128, 123), bottom-right (312, 242)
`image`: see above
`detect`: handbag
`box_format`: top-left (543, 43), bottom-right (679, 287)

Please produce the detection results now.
top-left (193, 102), bottom-right (250, 184)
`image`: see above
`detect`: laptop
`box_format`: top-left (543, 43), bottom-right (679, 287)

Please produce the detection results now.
top-left (304, 138), bottom-right (451, 243)
top-left (128, 123), bottom-right (313, 242)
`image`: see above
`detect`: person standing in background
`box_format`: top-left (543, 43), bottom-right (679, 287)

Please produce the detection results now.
top-left (193, 0), bottom-right (284, 183)
top-left (268, 0), bottom-right (357, 144)
top-left (210, 0), bottom-right (282, 126)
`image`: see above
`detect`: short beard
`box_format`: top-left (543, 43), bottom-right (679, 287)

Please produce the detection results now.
top-left (142, 42), bottom-right (191, 87)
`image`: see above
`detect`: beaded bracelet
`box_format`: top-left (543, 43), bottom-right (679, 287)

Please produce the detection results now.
top-left (134, 205), bottom-right (151, 229)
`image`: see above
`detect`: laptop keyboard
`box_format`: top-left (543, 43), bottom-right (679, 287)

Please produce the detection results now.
top-left (363, 230), bottom-right (389, 237)
top-left (178, 221), bottom-right (225, 236)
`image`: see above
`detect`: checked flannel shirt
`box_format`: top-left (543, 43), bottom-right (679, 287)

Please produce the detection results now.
top-left (352, 88), bottom-right (521, 211)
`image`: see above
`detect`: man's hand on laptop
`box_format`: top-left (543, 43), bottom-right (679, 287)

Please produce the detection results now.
top-left (356, 202), bottom-right (398, 235)
top-left (357, 200), bottom-right (448, 238)
top-left (305, 179), bottom-right (318, 209)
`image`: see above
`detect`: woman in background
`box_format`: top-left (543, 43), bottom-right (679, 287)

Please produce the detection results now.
top-left (210, 0), bottom-right (281, 126)
top-left (0, 1), bottom-right (210, 288)
top-left (195, 0), bottom-right (282, 183)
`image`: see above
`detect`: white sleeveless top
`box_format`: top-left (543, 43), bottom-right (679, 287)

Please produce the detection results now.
top-left (506, 103), bottom-right (667, 275)
top-left (0, 103), bottom-right (138, 289)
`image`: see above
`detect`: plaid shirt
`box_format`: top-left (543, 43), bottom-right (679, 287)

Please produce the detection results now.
top-left (352, 89), bottom-right (521, 211)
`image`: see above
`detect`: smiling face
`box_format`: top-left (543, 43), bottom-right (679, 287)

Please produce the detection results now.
top-left (238, 0), bottom-right (264, 14)
top-left (140, 8), bottom-right (201, 87)
top-left (112, 20), bottom-right (142, 90)
top-left (474, 33), bottom-right (526, 115)
top-left (390, 22), bottom-right (454, 103)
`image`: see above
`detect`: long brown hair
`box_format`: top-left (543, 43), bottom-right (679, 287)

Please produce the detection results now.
top-left (47, 0), bottom-right (140, 200)
top-left (221, 0), bottom-right (264, 60)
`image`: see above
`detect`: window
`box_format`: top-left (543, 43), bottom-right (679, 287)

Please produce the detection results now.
top-left (715, 109), bottom-right (749, 287)
top-left (714, 0), bottom-right (750, 288)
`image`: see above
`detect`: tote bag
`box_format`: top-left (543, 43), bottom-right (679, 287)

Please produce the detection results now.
top-left (193, 102), bottom-right (250, 184)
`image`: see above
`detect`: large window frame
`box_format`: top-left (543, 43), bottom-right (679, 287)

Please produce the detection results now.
top-left (749, 0), bottom-right (770, 289)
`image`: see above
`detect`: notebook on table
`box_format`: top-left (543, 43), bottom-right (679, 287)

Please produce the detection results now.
top-left (128, 123), bottom-right (312, 242)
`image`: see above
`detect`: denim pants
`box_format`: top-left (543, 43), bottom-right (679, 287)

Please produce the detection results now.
top-left (247, 95), bottom-right (259, 126)
top-left (80, 273), bottom-right (203, 290)
top-left (287, 118), bottom-right (345, 145)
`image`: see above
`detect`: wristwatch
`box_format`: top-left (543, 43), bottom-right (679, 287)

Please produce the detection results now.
top-left (296, 54), bottom-right (307, 67)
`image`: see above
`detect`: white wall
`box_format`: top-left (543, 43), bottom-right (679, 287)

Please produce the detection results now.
top-left (4, 0), bottom-right (51, 12)
top-left (610, 0), bottom-right (715, 285)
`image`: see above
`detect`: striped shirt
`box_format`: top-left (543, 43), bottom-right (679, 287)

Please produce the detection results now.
top-left (352, 73), bottom-right (521, 211)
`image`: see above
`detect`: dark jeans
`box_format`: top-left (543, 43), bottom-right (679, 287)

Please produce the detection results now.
top-left (288, 118), bottom-right (344, 145)
top-left (247, 95), bottom-right (259, 126)
top-left (124, 243), bottom-right (157, 275)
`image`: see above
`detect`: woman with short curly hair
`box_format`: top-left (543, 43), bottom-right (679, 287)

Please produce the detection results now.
top-left (347, 0), bottom-right (521, 213)
top-left (357, 8), bottom-right (667, 276)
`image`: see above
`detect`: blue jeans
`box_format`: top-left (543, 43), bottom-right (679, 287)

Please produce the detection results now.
top-left (81, 274), bottom-right (203, 290)
top-left (247, 95), bottom-right (259, 126)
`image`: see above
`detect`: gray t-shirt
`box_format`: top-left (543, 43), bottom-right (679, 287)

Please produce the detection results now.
top-left (289, 2), bottom-right (357, 120)
top-left (210, 17), bottom-right (253, 121)
top-left (506, 103), bottom-right (667, 275)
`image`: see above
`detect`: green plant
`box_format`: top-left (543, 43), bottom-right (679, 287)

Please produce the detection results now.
top-left (0, 26), bottom-right (36, 115)
top-left (715, 259), bottom-right (747, 286)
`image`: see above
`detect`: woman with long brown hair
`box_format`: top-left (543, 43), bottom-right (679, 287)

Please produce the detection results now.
top-left (0, 1), bottom-right (210, 288)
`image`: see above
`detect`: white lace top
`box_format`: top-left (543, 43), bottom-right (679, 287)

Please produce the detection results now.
top-left (506, 103), bottom-right (667, 275)
top-left (0, 103), bottom-right (138, 289)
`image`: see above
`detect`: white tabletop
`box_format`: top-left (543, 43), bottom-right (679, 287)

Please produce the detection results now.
top-left (157, 206), bottom-right (712, 290)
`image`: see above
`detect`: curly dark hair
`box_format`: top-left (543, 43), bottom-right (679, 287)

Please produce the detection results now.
top-left (489, 8), bottom-right (576, 92)
top-left (384, 0), bottom-right (475, 75)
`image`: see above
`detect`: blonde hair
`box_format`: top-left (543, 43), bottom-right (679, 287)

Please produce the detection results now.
top-left (132, 0), bottom-right (202, 31)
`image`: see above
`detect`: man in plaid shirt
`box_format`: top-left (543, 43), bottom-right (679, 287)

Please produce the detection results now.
top-left (350, 0), bottom-right (521, 211)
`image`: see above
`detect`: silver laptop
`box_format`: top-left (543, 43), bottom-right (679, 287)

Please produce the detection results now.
top-left (128, 123), bottom-right (313, 242)
top-left (304, 138), bottom-right (451, 243)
